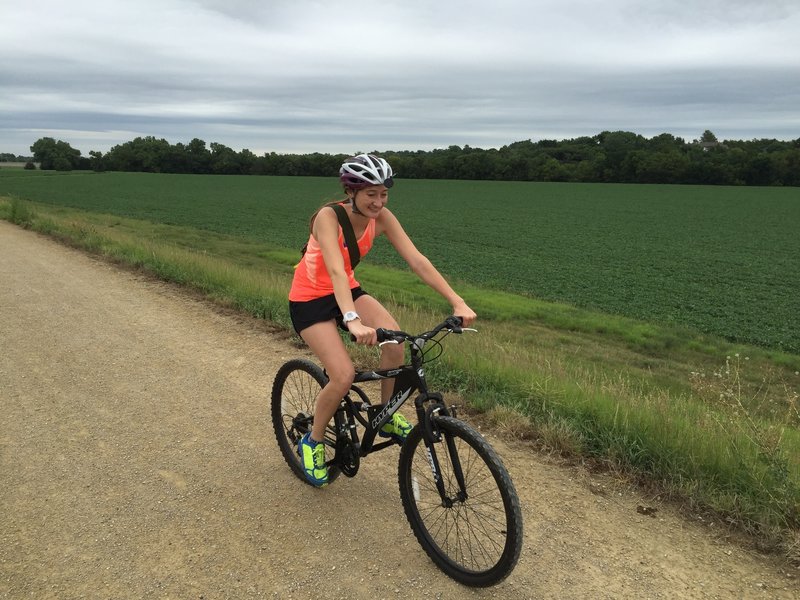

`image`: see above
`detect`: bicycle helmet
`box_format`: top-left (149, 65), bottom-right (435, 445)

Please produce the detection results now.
top-left (339, 154), bottom-right (394, 189)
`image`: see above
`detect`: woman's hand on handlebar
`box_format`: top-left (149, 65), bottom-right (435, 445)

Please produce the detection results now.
top-left (347, 320), bottom-right (377, 346)
top-left (451, 300), bottom-right (477, 327)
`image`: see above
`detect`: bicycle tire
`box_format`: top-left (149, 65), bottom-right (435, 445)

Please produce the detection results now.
top-left (398, 415), bottom-right (523, 586)
top-left (271, 359), bottom-right (340, 486)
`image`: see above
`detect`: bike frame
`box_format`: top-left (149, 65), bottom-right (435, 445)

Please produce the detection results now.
top-left (331, 332), bottom-right (467, 504)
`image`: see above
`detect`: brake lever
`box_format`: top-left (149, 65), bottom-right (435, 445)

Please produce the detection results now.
top-left (446, 326), bottom-right (477, 334)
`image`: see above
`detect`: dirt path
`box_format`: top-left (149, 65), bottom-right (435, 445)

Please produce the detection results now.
top-left (0, 220), bottom-right (797, 599)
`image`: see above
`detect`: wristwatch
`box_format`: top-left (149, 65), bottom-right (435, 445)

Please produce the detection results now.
top-left (342, 311), bottom-right (360, 324)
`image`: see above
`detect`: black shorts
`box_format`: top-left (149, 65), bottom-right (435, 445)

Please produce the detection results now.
top-left (289, 287), bottom-right (369, 335)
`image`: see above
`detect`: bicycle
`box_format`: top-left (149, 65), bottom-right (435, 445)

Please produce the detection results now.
top-left (271, 316), bottom-right (523, 587)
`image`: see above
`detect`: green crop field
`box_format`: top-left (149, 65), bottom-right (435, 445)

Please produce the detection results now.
top-left (1, 170), bottom-right (798, 352)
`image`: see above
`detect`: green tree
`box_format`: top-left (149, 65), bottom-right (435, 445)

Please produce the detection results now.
top-left (30, 137), bottom-right (82, 170)
top-left (88, 151), bottom-right (104, 172)
top-left (238, 149), bottom-right (257, 175)
top-left (210, 142), bottom-right (241, 174)
top-left (633, 150), bottom-right (689, 183)
top-left (771, 148), bottom-right (800, 186)
top-left (700, 130), bottom-right (718, 144)
top-left (597, 131), bottom-right (646, 182)
top-left (186, 138), bottom-right (211, 174)
top-left (742, 154), bottom-right (774, 186)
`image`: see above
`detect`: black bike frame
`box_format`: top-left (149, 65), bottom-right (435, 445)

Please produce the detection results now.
top-left (333, 335), bottom-right (467, 504)
top-left (343, 363), bottom-right (424, 455)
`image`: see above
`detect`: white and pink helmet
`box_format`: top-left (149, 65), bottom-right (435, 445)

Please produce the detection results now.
top-left (339, 154), bottom-right (394, 189)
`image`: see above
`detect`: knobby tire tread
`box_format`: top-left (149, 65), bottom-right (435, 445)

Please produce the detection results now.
top-left (397, 415), bottom-right (523, 587)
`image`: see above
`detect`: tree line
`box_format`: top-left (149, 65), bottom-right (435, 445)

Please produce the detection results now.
top-left (24, 130), bottom-right (800, 186)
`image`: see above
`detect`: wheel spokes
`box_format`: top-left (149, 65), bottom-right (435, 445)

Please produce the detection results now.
top-left (411, 436), bottom-right (508, 572)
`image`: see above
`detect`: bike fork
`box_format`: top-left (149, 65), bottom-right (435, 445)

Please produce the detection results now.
top-left (423, 425), bottom-right (468, 506)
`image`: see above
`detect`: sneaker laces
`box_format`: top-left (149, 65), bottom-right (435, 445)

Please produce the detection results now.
top-left (312, 442), bottom-right (326, 468)
top-left (382, 413), bottom-right (411, 438)
top-left (393, 414), bottom-right (411, 433)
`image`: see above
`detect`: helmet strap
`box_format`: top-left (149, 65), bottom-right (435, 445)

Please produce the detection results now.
top-left (349, 190), bottom-right (365, 216)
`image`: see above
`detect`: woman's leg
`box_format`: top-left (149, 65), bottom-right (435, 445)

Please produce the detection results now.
top-left (300, 320), bottom-right (355, 442)
top-left (354, 294), bottom-right (404, 402)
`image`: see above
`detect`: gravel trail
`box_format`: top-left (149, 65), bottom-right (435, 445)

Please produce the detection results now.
top-left (1, 220), bottom-right (797, 599)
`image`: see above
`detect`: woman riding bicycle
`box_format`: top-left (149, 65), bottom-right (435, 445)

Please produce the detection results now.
top-left (288, 154), bottom-right (477, 487)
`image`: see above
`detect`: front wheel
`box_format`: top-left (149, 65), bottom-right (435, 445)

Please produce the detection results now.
top-left (271, 359), bottom-right (341, 486)
top-left (398, 416), bottom-right (523, 587)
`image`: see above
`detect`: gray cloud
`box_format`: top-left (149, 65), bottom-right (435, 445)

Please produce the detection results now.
top-left (1, 0), bottom-right (798, 156)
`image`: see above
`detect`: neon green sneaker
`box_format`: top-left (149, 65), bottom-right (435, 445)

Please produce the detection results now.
top-left (379, 413), bottom-right (412, 444)
top-left (297, 432), bottom-right (328, 487)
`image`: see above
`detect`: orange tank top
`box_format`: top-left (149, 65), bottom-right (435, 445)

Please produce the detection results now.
top-left (289, 206), bottom-right (377, 302)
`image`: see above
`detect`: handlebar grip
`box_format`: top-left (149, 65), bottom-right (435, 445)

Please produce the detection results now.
top-left (351, 328), bottom-right (401, 344)
top-left (375, 328), bottom-right (394, 343)
top-left (446, 315), bottom-right (464, 331)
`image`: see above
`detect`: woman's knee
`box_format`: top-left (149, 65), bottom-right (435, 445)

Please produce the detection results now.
top-left (326, 365), bottom-right (356, 395)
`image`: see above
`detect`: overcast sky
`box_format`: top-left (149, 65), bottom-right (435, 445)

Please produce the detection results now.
top-left (1, 0), bottom-right (798, 157)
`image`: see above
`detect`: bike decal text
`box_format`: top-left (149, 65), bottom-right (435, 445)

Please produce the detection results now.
top-left (426, 447), bottom-right (439, 482)
top-left (370, 388), bottom-right (411, 429)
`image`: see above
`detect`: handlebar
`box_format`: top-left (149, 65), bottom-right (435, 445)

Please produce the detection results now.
top-left (375, 315), bottom-right (469, 345)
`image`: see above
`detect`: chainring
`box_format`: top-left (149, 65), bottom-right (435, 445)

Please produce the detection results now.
top-left (337, 438), bottom-right (361, 477)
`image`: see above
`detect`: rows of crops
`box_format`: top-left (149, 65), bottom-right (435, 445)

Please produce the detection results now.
top-left (1, 170), bottom-right (798, 352)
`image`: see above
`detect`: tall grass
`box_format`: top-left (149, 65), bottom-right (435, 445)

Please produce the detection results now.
top-left (7, 196), bottom-right (36, 227)
top-left (2, 196), bottom-right (798, 557)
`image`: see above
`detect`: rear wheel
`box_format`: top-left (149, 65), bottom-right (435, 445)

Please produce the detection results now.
top-left (271, 359), bottom-right (340, 485)
top-left (398, 415), bottom-right (523, 586)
